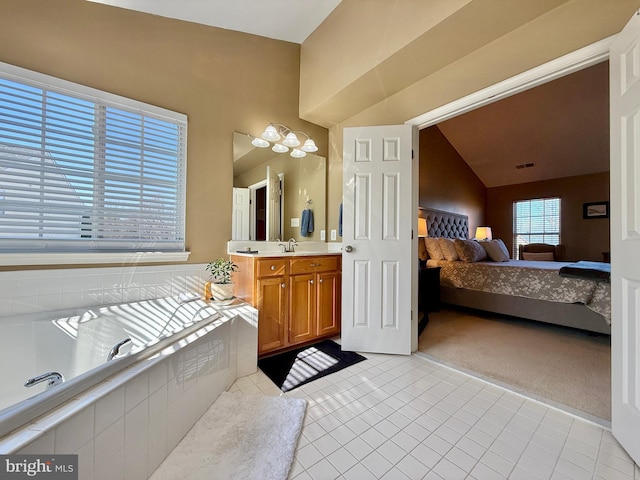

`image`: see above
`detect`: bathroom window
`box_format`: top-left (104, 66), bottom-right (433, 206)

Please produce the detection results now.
top-left (0, 62), bottom-right (187, 256)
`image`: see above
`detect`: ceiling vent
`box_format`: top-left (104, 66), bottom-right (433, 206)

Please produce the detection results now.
top-left (515, 162), bottom-right (535, 169)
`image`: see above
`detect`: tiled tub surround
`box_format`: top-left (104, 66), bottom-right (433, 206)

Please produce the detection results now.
top-left (0, 263), bottom-right (214, 318)
top-left (0, 264), bottom-right (258, 480)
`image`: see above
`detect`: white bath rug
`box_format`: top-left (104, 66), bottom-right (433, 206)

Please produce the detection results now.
top-left (149, 391), bottom-right (307, 480)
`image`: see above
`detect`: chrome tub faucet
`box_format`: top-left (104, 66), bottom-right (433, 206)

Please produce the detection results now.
top-left (24, 371), bottom-right (65, 389)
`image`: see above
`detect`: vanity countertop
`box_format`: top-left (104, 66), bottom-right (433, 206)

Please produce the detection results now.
top-left (227, 240), bottom-right (342, 258)
top-left (230, 250), bottom-right (341, 258)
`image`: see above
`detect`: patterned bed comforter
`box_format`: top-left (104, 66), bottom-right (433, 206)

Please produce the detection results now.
top-left (429, 259), bottom-right (611, 324)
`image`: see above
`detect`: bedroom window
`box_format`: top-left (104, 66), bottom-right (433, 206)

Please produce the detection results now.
top-left (0, 62), bottom-right (187, 257)
top-left (513, 197), bottom-right (560, 259)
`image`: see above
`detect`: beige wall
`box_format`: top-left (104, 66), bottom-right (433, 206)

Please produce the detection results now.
top-left (0, 0), bottom-right (328, 267)
top-left (419, 127), bottom-right (486, 236)
top-left (486, 172), bottom-right (610, 261)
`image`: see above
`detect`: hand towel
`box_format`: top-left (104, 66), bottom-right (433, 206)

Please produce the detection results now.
top-left (301, 209), bottom-right (314, 237)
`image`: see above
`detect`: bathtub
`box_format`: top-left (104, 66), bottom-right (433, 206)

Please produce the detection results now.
top-left (0, 295), bottom-right (258, 479)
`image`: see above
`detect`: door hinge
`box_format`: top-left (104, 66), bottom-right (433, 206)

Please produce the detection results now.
top-left (411, 229), bottom-right (414, 240)
top-left (412, 149), bottom-right (414, 159)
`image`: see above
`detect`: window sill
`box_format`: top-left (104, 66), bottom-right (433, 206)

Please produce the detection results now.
top-left (0, 251), bottom-right (191, 267)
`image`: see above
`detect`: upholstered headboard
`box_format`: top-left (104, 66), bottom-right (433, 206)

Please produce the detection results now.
top-left (421, 208), bottom-right (469, 239)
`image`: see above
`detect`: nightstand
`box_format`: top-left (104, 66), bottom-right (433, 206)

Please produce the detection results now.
top-left (418, 266), bottom-right (441, 335)
top-left (420, 266), bottom-right (441, 312)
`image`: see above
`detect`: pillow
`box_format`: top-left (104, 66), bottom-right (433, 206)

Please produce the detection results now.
top-left (438, 238), bottom-right (459, 261)
top-left (481, 239), bottom-right (510, 262)
top-left (425, 237), bottom-right (444, 260)
top-left (454, 238), bottom-right (487, 263)
top-left (522, 251), bottom-right (554, 261)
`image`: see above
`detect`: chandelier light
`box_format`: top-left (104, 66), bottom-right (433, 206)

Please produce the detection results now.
top-left (252, 123), bottom-right (318, 157)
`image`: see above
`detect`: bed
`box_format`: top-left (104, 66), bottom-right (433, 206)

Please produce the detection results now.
top-left (422, 208), bottom-right (611, 335)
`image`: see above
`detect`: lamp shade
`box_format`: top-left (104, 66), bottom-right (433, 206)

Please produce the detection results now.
top-left (301, 138), bottom-right (318, 152)
top-left (282, 132), bottom-right (300, 147)
top-left (475, 226), bottom-right (492, 240)
top-left (261, 124), bottom-right (281, 142)
top-left (417, 218), bottom-right (427, 237)
top-left (272, 143), bottom-right (289, 153)
top-left (251, 137), bottom-right (270, 148)
top-left (290, 148), bottom-right (306, 158)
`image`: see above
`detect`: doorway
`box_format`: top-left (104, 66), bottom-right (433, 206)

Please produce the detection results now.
top-left (408, 38), bottom-right (613, 420)
top-left (254, 185), bottom-right (266, 241)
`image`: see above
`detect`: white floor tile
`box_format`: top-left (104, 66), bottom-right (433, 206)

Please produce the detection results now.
top-left (218, 351), bottom-right (636, 480)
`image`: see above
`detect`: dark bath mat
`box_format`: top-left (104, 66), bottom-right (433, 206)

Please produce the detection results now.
top-left (258, 339), bottom-right (366, 392)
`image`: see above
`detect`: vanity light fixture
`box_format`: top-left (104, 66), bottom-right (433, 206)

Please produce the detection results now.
top-left (250, 137), bottom-right (270, 148)
top-left (252, 123), bottom-right (318, 157)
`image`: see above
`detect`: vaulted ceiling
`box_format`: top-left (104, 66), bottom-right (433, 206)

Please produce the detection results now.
top-left (84, 1), bottom-right (612, 189)
top-left (86, 0), bottom-right (341, 43)
top-left (435, 61), bottom-right (609, 188)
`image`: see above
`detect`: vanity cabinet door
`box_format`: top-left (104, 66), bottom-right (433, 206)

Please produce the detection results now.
top-left (317, 271), bottom-right (341, 337)
top-left (289, 273), bottom-right (316, 344)
top-left (257, 276), bottom-right (287, 355)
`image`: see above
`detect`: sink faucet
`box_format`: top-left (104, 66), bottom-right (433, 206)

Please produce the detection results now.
top-left (278, 238), bottom-right (298, 253)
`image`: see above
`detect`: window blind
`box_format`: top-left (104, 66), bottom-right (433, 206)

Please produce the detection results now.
top-left (0, 64), bottom-right (187, 253)
top-left (513, 197), bottom-right (560, 259)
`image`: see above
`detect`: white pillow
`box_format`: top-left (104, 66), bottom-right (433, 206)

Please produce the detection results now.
top-left (522, 251), bottom-right (554, 261)
top-left (438, 237), bottom-right (459, 261)
top-left (425, 237), bottom-right (444, 260)
top-left (481, 239), bottom-right (510, 262)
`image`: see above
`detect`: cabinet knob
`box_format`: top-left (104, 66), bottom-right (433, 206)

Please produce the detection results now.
top-left (270, 265), bottom-right (276, 270)
top-left (309, 263), bottom-right (320, 267)
top-left (281, 283), bottom-right (285, 288)
top-left (310, 280), bottom-right (314, 284)
top-left (319, 279), bottom-right (323, 283)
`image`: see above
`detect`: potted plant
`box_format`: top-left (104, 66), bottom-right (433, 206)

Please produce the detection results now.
top-left (205, 258), bottom-right (239, 302)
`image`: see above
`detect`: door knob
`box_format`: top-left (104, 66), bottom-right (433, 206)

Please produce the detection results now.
top-left (344, 245), bottom-right (354, 253)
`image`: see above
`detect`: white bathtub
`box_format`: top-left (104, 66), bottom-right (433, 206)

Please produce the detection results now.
top-left (0, 296), bottom-right (258, 480)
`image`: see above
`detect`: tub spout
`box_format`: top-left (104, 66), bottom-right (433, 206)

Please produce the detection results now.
top-left (107, 337), bottom-right (132, 361)
top-left (24, 372), bottom-right (65, 389)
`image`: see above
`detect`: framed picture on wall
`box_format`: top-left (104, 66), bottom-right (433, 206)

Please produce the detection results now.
top-left (583, 201), bottom-right (609, 219)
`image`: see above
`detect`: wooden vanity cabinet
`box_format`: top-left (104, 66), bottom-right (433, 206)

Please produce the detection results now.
top-left (256, 274), bottom-right (287, 353)
top-left (231, 254), bottom-right (341, 356)
top-left (316, 270), bottom-right (341, 337)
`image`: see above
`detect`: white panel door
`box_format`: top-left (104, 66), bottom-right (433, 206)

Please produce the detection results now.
top-left (231, 187), bottom-right (250, 240)
top-left (265, 166), bottom-right (282, 241)
top-left (341, 125), bottom-right (417, 355)
top-left (611, 11), bottom-right (640, 465)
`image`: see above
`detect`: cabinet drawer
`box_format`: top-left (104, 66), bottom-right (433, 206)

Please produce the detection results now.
top-left (256, 258), bottom-right (287, 277)
top-left (290, 255), bottom-right (339, 274)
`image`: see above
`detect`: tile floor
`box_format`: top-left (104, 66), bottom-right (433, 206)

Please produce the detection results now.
top-left (228, 352), bottom-right (639, 480)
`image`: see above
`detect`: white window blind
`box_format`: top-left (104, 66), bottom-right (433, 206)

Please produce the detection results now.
top-left (513, 197), bottom-right (560, 259)
top-left (0, 63), bottom-right (187, 254)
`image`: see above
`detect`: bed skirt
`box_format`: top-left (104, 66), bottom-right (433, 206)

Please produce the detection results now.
top-left (441, 286), bottom-right (611, 335)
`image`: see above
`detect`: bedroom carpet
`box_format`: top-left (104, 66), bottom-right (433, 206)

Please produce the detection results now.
top-left (418, 307), bottom-right (611, 422)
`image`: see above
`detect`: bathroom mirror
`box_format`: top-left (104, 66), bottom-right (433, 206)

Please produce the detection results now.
top-left (232, 131), bottom-right (326, 242)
